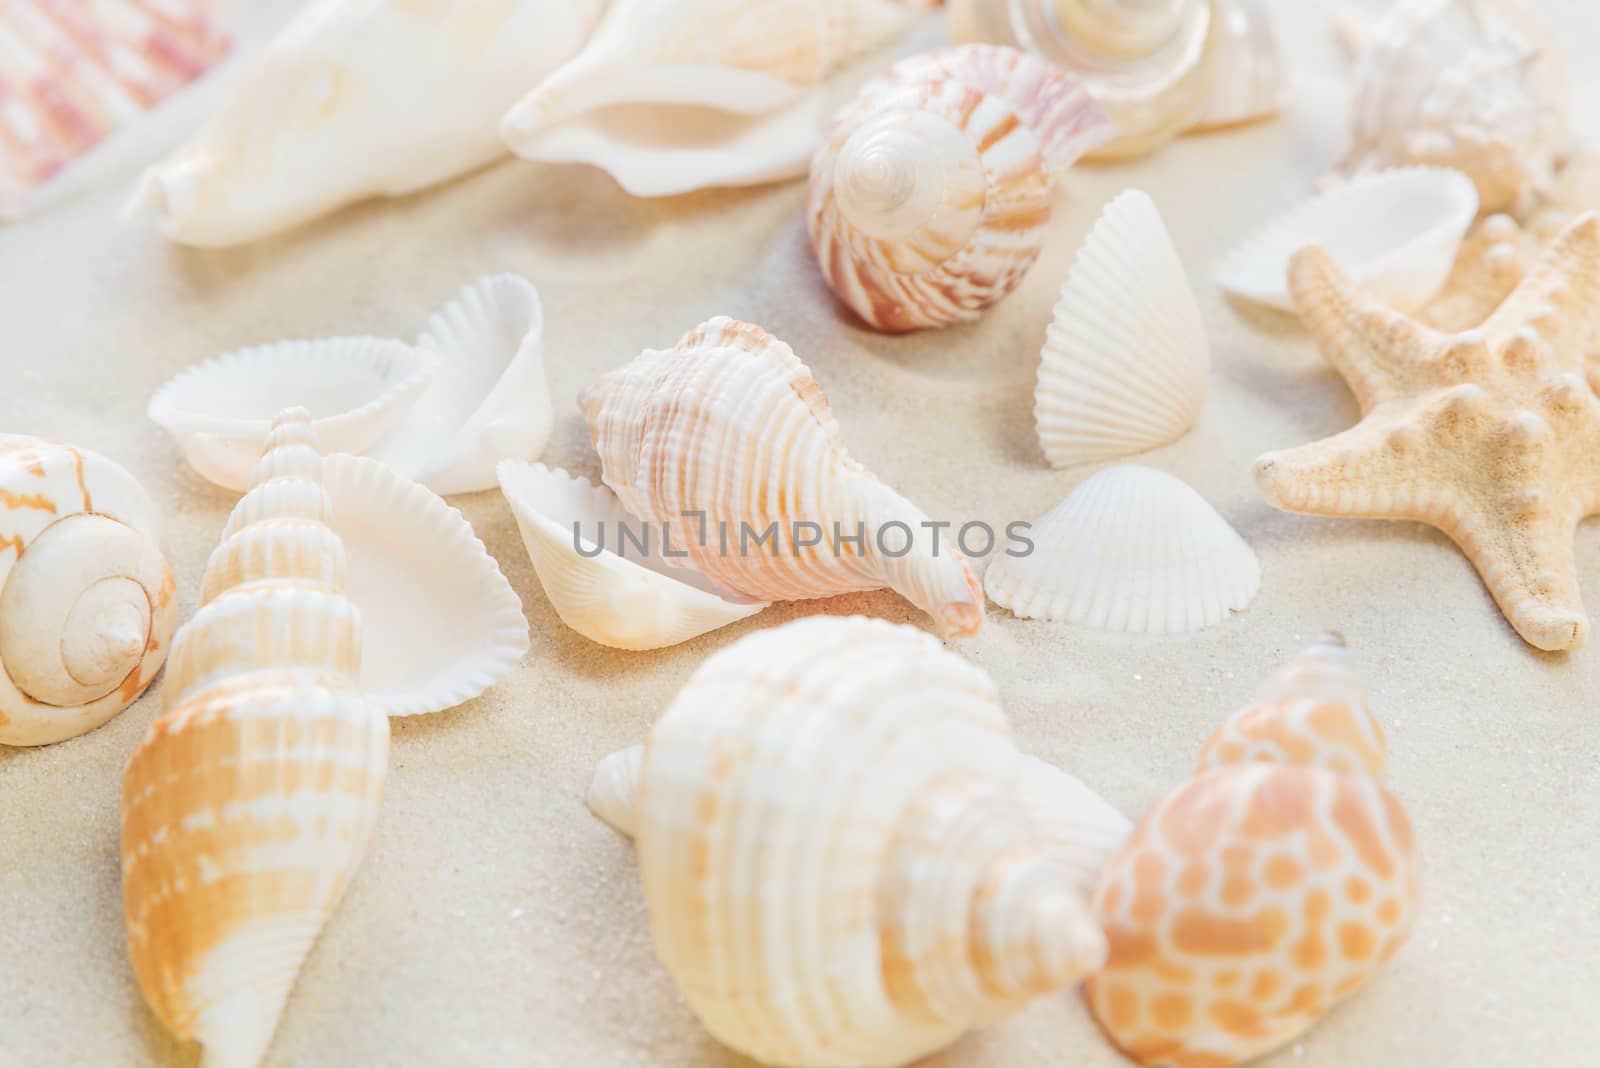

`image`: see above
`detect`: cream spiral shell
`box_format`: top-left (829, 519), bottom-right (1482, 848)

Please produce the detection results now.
top-left (121, 410), bottom-right (388, 1068)
top-left (593, 616), bottom-right (1118, 1068)
top-left (0, 436), bottom-right (175, 746)
top-left (808, 45), bottom-right (1112, 333)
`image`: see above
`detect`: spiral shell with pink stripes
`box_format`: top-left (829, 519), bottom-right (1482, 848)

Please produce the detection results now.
top-left (807, 44), bottom-right (1112, 333)
top-left (1086, 636), bottom-right (1419, 1068)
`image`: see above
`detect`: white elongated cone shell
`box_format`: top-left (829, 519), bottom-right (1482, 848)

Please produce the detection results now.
top-left (1218, 166), bottom-right (1478, 314)
top-left (1187, 0), bottom-right (1284, 132)
top-left (987, 465), bottom-right (1260, 633)
top-left (122, 411), bottom-right (388, 1068)
top-left (580, 317), bottom-right (985, 637)
top-left (1036, 189), bottom-right (1210, 469)
top-left (130, 0), bottom-right (605, 246)
top-left (367, 274), bottom-right (553, 495)
top-left (501, 0), bottom-right (933, 197)
top-left (622, 616), bottom-right (1111, 1067)
top-left (808, 44), bottom-right (1112, 333)
top-left (0, 0), bottom-right (230, 221)
top-left (320, 453), bottom-right (528, 716)
top-left (498, 461), bottom-right (764, 651)
top-left (148, 337), bottom-right (438, 491)
top-left (0, 437), bottom-right (176, 745)
top-left (587, 744), bottom-right (645, 838)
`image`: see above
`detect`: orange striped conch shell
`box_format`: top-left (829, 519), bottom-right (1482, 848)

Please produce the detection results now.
top-left (580, 317), bottom-right (986, 636)
top-left (0, 435), bottom-right (176, 746)
top-left (1086, 634), bottom-right (1419, 1068)
top-left (586, 616), bottom-right (1127, 1067)
top-left (121, 410), bottom-right (389, 1068)
top-left (807, 44), bottom-right (1113, 333)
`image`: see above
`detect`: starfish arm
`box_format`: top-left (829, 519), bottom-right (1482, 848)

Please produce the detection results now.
top-left (1451, 497), bottom-right (1590, 652)
top-left (1254, 410), bottom-right (1444, 522)
top-left (1288, 246), bottom-right (1452, 409)
top-left (1481, 212), bottom-right (1600, 372)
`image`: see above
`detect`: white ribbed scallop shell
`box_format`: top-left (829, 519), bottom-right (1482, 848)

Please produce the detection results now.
top-left (581, 317), bottom-right (985, 636)
top-left (1036, 189), bottom-right (1210, 469)
top-left (987, 465), bottom-right (1260, 632)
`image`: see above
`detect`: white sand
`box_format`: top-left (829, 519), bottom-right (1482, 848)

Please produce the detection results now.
top-left (2, 3), bottom-right (1597, 1066)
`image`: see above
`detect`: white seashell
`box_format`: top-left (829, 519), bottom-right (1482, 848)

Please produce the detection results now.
top-left (148, 338), bottom-right (438, 492)
top-left (0, 437), bottom-right (176, 746)
top-left (597, 616), bottom-right (1116, 1067)
top-left (809, 44), bottom-right (1112, 332)
top-left (1338, 0), bottom-right (1570, 216)
top-left (123, 410), bottom-right (388, 1068)
top-left (1012, 754), bottom-right (1133, 902)
top-left (1218, 167), bottom-right (1479, 314)
top-left (1036, 190), bottom-right (1210, 469)
top-left (987, 465), bottom-right (1260, 633)
top-left (367, 274), bottom-right (553, 495)
top-left (497, 461), bottom-right (764, 651)
top-left (500, 0), bottom-right (933, 197)
top-left (586, 743), bottom-right (644, 838)
top-left (320, 453), bottom-right (528, 716)
top-left (581, 317), bottom-right (985, 636)
top-left (947, 0), bottom-right (1223, 159)
top-left (1187, 0), bottom-right (1284, 133)
top-left (128, 0), bottom-right (606, 246)
top-left (0, 0), bottom-right (230, 221)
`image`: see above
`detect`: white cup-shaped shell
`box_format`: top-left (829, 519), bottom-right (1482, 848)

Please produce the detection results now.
top-left (0, 436), bottom-right (176, 746)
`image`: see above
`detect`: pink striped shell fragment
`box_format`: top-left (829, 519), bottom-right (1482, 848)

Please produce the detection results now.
top-left (0, 0), bottom-right (229, 218)
top-left (1086, 635), bottom-right (1419, 1068)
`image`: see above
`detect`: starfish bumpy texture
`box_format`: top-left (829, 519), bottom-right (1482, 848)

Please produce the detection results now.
top-left (1257, 213), bottom-right (1600, 652)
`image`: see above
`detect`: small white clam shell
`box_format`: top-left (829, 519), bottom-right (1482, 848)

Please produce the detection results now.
top-left (1218, 166), bottom-right (1479, 314)
top-left (368, 274), bottom-right (553, 495)
top-left (1036, 189), bottom-right (1210, 469)
top-left (498, 461), bottom-right (765, 651)
top-left (321, 453), bottom-right (528, 716)
top-left (149, 338), bottom-right (438, 492)
top-left (587, 744), bottom-right (645, 838)
top-left (987, 465), bottom-right (1260, 633)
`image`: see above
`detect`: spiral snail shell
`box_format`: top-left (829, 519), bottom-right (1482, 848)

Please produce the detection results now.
top-left (808, 44), bottom-right (1113, 333)
top-left (0, 436), bottom-right (175, 746)
top-left (588, 615), bottom-right (1129, 1068)
top-left (122, 410), bottom-right (388, 1068)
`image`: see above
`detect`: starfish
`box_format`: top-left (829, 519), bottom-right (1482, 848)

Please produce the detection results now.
top-left (1256, 212), bottom-right (1600, 652)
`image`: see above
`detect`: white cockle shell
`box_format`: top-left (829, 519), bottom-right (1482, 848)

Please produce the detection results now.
top-left (0, 436), bottom-right (176, 746)
top-left (590, 616), bottom-right (1120, 1067)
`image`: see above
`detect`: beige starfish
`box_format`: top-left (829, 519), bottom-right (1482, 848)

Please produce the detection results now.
top-left (1256, 212), bottom-right (1600, 652)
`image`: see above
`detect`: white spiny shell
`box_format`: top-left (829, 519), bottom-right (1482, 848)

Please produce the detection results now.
top-left (1338, 0), bottom-right (1570, 216)
top-left (581, 317), bottom-right (985, 637)
top-left (0, 436), bottom-right (176, 746)
top-left (128, 0), bottom-right (606, 246)
top-left (497, 461), bottom-right (764, 651)
top-left (320, 453), bottom-right (527, 717)
top-left (0, 0), bottom-right (229, 220)
top-left (1218, 167), bottom-right (1478, 314)
top-left (986, 465), bottom-right (1260, 633)
top-left (946, 0), bottom-right (1221, 159)
top-left (500, 0), bottom-right (934, 197)
top-left (122, 411), bottom-right (388, 1068)
top-left (1036, 189), bottom-right (1210, 469)
top-left (1188, 0), bottom-right (1283, 133)
top-left (808, 44), bottom-right (1112, 333)
top-left (148, 337), bottom-right (438, 492)
top-left (600, 616), bottom-right (1116, 1067)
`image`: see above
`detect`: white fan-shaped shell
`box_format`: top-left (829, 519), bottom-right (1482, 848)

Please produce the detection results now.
top-left (321, 453), bottom-right (528, 716)
top-left (498, 461), bottom-right (764, 651)
top-left (368, 274), bottom-right (553, 495)
top-left (1188, 0), bottom-right (1284, 132)
top-left (1036, 189), bottom-right (1210, 469)
top-left (149, 338), bottom-right (438, 492)
top-left (987, 465), bottom-right (1260, 632)
top-left (499, 0), bottom-right (933, 197)
top-left (1218, 167), bottom-right (1478, 314)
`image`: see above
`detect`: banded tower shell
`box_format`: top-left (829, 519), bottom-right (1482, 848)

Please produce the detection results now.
top-left (589, 616), bottom-right (1121, 1068)
top-left (808, 44), bottom-right (1112, 333)
top-left (580, 317), bottom-right (986, 637)
top-left (122, 410), bottom-right (388, 1068)
top-left (0, 436), bottom-right (175, 746)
